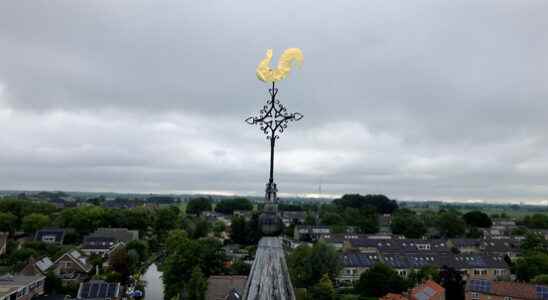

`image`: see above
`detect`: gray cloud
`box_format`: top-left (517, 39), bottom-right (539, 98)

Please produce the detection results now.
top-left (1, 0), bottom-right (548, 203)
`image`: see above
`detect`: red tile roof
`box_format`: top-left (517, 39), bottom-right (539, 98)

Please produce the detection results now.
top-left (381, 293), bottom-right (409, 300)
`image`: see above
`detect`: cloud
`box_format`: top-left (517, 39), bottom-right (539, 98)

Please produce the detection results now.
top-left (0, 0), bottom-right (547, 203)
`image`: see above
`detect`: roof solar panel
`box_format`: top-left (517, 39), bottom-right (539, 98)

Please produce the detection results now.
top-left (536, 286), bottom-right (548, 300)
top-left (469, 279), bottom-right (491, 293)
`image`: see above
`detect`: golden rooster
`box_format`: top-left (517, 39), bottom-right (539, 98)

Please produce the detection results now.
top-left (256, 48), bottom-right (304, 82)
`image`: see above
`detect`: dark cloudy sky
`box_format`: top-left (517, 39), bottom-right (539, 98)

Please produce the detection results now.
top-left (1, 1), bottom-right (547, 203)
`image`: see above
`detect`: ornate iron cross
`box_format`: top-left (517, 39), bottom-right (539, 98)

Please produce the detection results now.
top-left (246, 82), bottom-right (303, 202)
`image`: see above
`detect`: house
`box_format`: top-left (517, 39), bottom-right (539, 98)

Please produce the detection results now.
top-left (19, 257), bottom-right (54, 276)
top-left (449, 239), bottom-right (482, 253)
top-left (34, 228), bottom-right (65, 244)
top-left (206, 275), bottom-right (248, 300)
top-left (0, 233), bottom-right (7, 257)
top-left (337, 251), bottom-right (510, 283)
top-left (82, 228), bottom-right (138, 256)
top-left (51, 250), bottom-right (93, 283)
top-left (0, 274), bottom-right (46, 300)
top-left (481, 239), bottom-right (521, 259)
top-left (465, 278), bottom-right (548, 300)
top-left (318, 233), bottom-right (366, 250)
top-left (76, 280), bottom-right (122, 300)
top-left (409, 280), bottom-right (445, 300)
top-left (337, 252), bottom-right (380, 284)
top-left (293, 225), bottom-right (331, 241)
top-left (451, 254), bottom-right (510, 280)
top-left (347, 238), bottom-right (450, 255)
top-left (280, 211), bottom-right (306, 227)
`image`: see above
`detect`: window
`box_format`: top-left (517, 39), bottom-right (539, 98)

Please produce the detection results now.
top-left (504, 297), bottom-right (512, 300)
top-left (481, 270), bottom-right (487, 275)
top-left (471, 292), bottom-right (480, 300)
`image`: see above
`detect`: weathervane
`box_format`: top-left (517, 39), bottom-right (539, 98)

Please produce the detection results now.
top-left (245, 48), bottom-right (304, 235)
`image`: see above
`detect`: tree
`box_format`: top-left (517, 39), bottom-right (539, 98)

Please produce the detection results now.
top-left (109, 247), bottom-right (130, 282)
top-left (187, 266), bottom-right (207, 300)
top-left (355, 263), bottom-right (410, 297)
top-left (391, 209), bottom-right (427, 238)
top-left (162, 233), bottom-right (224, 300)
top-left (308, 274), bottom-right (336, 300)
top-left (287, 241), bottom-right (340, 288)
top-left (153, 206), bottom-right (180, 240)
top-left (344, 207), bottom-right (379, 234)
top-left (320, 212), bottom-right (345, 226)
top-left (21, 213), bottom-right (50, 234)
top-left (215, 198), bottom-right (253, 214)
top-left (186, 198), bottom-right (212, 216)
top-left (462, 211), bottom-right (492, 228)
top-left (333, 194), bottom-right (398, 214)
top-left (514, 252), bottom-right (548, 281)
top-left (521, 232), bottom-right (547, 254)
top-left (230, 216), bottom-right (248, 244)
top-left (522, 214), bottom-right (548, 229)
top-left (126, 240), bottom-right (150, 262)
top-left (436, 211), bottom-right (466, 238)
top-left (439, 266), bottom-right (465, 300)
top-left (0, 212), bottom-right (17, 234)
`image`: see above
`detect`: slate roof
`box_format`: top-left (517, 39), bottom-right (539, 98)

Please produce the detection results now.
top-left (481, 239), bottom-right (521, 254)
top-left (54, 250), bottom-right (93, 273)
top-left (466, 279), bottom-right (548, 300)
top-left (34, 228), bottom-right (65, 244)
top-left (341, 252), bottom-right (508, 270)
top-left (77, 280), bottom-right (120, 299)
top-left (340, 252), bottom-right (380, 268)
top-left (82, 228), bottom-right (138, 250)
top-left (349, 238), bottom-right (450, 254)
top-left (450, 254), bottom-right (507, 269)
top-left (0, 274), bottom-right (46, 298)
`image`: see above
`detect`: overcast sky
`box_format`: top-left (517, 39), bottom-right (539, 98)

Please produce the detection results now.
top-left (1, 1), bottom-right (547, 203)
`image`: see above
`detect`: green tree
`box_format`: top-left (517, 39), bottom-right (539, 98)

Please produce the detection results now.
top-left (436, 211), bottom-right (466, 238)
top-left (162, 233), bottom-right (224, 300)
top-left (521, 232), bottom-right (547, 254)
top-left (355, 263), bottom-right (410, 297)
top-left (333, 194), bottom-right (398, 214)
top-left (214, 198), bottom-right (253, 214)
top-left (126, 240), bottom-right (150, 262)
top-left (308, 274), bottom-right (336, 300)
top-left (109, 247), bottom-right (130, 281)
top-left (0, 212), bottom-right (17, 234)
top-left (320, 212), bottom-right (345, 226)
top-left (187, 266), bottom-right (207, 300)
top-left (21, 213), bottom-right (50, 234)
top-left (186, 198), bottom-right (212, 216)
top-left (532, 274), bottom-right (548, 285)
top-left (462, 211), bottom-right (492, 228)
top-left (514, 252), bottom-right (548, 281)
top-left (391, 209), bottom-right (427, 238)
top-left (287, 241), bottom-right (340, 288)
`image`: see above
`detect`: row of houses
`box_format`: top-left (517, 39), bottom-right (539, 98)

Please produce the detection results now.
top-left (338, 251), bottom-right (510, 284)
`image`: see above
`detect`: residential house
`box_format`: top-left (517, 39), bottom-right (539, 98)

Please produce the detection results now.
top-left (0, 233), bottom-right (7, 257)
top-left (19, 257), bottom-right (54, 276)
top-left (449, 239), bottom-right (482, 253)
top-left (465, 278), bottom-right (548, 300)
top-left (293, 225), bottom-right (331, 241)
top-left (451, 254), bottom-right (510, 280)
top-left (409, 280), bottom-right (445, 300)
top-left (381, 294), bottom-right (410, 300)
top-left (81, 228), bottom-right (138, 256)
top-left (34, 228), bottom-right (65, 244)
top-left (280, 211), bottom-right (306, 227)
top-left (378, 214), bottom-right (393, 233)
top-left (51, 250), bottom-right (93, 284)
top-left (481, 239), bottom-right (521, 259)
top-left (318, 233), bottom-right (367, 250)
top-left (346, 238), bottom-right (451, 255)
top-left (76, 280), bottom-right (122, 300)
top-left (206, 275), bottom-right (247, 300)
top-left (337, 252), bottom-right (380, 284)
top-left (0, 274), bottom-right (45, 300)
top-left (337, 252), bottom-right (510, 283)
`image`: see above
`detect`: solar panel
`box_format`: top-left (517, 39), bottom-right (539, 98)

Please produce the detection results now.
top-left (536, 286), bottom-right (548, 300)
top-left (99, 283), bottom-right (108, 297)
top-left (469, 279), bottom-right (491, 293)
